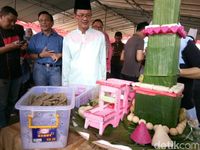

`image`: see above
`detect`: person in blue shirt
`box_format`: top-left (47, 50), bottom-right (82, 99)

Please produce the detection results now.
top-left (28, 11), bottom-right (63, 86)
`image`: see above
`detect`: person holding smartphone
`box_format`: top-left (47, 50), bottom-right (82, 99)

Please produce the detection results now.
top-left (0, 6), bottom-right (27, 128)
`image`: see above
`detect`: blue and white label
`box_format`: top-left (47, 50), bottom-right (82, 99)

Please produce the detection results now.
top-left (32, 128), bottom-right (57, 143)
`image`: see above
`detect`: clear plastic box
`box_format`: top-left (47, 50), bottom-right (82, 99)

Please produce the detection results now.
top-left (15, 86), bottom-right (75, 149)
top-left (68, 84), bottom-right (96, 107)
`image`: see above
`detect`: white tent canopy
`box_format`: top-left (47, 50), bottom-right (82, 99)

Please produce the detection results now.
top-left (1, 0), bottom-right (200, 38)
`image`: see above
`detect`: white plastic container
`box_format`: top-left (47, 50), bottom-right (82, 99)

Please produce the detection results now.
top-left (68, 84), bottom-right (95, 107)
top-left (15, 86), bottom-right (75, 149)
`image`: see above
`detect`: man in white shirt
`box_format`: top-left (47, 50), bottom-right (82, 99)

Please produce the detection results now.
top-left (62, 0), bottom-right (106, 86)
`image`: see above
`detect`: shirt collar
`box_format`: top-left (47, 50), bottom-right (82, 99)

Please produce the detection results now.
top-left (40, 30), bottom-right (58, 36)
top-left (76, 27), bottom-right (92, 35)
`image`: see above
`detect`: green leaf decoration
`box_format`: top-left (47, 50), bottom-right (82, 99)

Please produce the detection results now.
top-left (134, 93), bottom-right (181, 128)
top-left (152, 0), bottom-right (181, 24)
top-left (139, 0), bottom-right (182, 134)
top-left (70, 109), bottom-right (199, 150)
top-left (144, 34), bottom-right (180, 87)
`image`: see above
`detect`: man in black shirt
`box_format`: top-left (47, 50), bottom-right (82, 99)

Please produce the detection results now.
top-left (0, 6), bottom-right (26, 128)
top-left (178, 36), bottom-right (200, 126)
top-left (111, 31), bottom-right (124, 79)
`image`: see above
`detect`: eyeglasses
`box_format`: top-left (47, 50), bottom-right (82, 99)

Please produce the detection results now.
top-left (38, 19), bottom-right (51, 23)
top-left (76, 14), bottom-right (92, 19)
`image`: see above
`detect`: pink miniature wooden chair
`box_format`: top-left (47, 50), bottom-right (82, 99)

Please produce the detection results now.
top-left (84, 79), bottom-right (133, 135)
top-left (107, 78), bottom-right (135, 113)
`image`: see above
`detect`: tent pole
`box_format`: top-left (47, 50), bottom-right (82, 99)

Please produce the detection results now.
top-left (13, 0), bottom-right (17, 9)
top-left (104, 8), bottom-right (107, 32)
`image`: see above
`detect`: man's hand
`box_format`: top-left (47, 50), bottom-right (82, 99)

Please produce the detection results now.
top-left (6, 41), bottom-right (21, 50)
top-left (51, 53), bottom-right (62, 62)
top-left (0, 41), bottom-right (23, 54)
top-left (39, 47), bottom-right (54, 58)
top-left (20, 42), bottom-right (28, 51)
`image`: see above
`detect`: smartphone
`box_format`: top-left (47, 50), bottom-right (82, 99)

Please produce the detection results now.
top-left (19, 40), bottom-right (26, 45)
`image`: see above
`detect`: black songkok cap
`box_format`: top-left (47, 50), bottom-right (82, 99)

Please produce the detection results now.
top-left (74, 0), bottom-right (91, 10)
